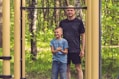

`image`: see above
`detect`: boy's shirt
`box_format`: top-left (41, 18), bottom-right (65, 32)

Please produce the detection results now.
top-left (50, 38), bottom-right (68, 63)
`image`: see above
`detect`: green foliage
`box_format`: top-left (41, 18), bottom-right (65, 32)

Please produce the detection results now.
top-left (102, 0), bottom-right (119, 45)
top-left (102, 0), bottom-right (119, 79)
top-left (102, 48), bottom-right (119, 78)
top-left (25, 49), bottom-right (52, 79)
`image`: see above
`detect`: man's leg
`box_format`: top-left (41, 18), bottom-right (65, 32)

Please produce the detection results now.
top-left (67, 64), bottom-right (71, 79)
top-left (75, 64), bottom-right (83, 79)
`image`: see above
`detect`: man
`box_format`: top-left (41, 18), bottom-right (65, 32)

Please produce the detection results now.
top-left (59, 5), bottom-right (85, 79)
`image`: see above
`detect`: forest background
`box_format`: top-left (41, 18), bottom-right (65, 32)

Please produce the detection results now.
top-left (0, 0), bottom-right (119, 79)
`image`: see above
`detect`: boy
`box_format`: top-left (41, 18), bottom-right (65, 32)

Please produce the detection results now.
top-left (50, 27), bottom-right (68, 79)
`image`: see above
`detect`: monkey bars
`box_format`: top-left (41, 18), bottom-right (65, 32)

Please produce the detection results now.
top-left (1, 0), bottom-right (100, 79)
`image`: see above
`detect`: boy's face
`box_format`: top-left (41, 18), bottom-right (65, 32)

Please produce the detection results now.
top-left (54, 28), bottom-right (62, 38)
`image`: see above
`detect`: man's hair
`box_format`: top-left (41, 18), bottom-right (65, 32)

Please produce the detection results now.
top-left (66, 5), bottom-right (75, 9)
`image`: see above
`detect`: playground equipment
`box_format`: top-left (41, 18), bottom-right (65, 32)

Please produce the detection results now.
top-left (0, 0), bottom-right (11, 79)
top-left (0, 0), bottom-right (100, 79)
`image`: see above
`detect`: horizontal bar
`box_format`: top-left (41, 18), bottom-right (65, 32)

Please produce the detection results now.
top-left (102, 45), bottom-right (119, 48)
top-left (20, 78), bottom-right (26, 79)
top-left (21, 6), bottom-right (87, 10)
top-left (0, 75), bottom-right (12, 78)
top-left (0, 56), bottom-right (11, 60)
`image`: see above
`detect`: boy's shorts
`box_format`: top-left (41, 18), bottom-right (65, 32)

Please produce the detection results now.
top-left (67, 53), bottom-right (81, 65)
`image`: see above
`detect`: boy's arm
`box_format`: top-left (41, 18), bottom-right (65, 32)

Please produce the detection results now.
top-left (51, 46), bottom-right (68, 54)
top-left (50, 46), bottom-right (58, 54)
top-left (60, 40), bottom-right (68, 54)
top-left (60, 48), bottom-right (68, 54)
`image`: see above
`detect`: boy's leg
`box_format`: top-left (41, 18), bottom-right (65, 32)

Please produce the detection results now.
top-left (51, 61), bottom-right (59, 79)
top-left (59, 63), bottom-right (67, 79)
top-left (67, 53), bottom-right (71, 79)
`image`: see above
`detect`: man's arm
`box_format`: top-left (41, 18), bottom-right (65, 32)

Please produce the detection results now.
top-left (80, 33), bottom-right (85, 57)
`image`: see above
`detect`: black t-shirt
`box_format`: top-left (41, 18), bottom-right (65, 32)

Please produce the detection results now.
top-left (59, 18), bottom-right (85, 53)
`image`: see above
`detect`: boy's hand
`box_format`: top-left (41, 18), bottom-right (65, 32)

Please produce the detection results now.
top-left (57, 47), bottom-right (62, 51)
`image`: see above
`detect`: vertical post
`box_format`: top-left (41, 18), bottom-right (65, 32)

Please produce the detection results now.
top-left (14, 0), bottom-right (20, 79)
top-left (2, 0), bottom-right (10, 78)
top-left (92, 0), bottom-right (99, 79)
top-left (85, 0), bottom-right (99, 79)
top-left (85, 0), bottom-right (92, 79)
top-left (21, 0), bottom-right (26, 78)
top-left (0, 0), bottom-right (2, 48)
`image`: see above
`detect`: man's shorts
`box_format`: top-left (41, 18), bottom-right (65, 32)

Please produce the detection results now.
top-left (67, 53), bottom-right (81, 65)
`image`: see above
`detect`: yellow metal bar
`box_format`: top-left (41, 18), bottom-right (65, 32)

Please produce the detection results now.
top-left (22, 0), bottom-right (26, 78)
top-left (92, 0), bottom-right (99, 79)
top-left (14, 0), bottom-right (20, 79)
top-left (2, 0), bottom-right (10, 75)
top-left (85, 0), bottom-right (92, 79)
top-left (0, 0), bottom-right (2, 48)
top-left (85, 0), bottom-right (99, 79)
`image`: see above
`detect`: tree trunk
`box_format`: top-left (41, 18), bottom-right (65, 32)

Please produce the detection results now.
top-left (65, 0), bottom-right (69, 6)
top-left (54, 0), bottom-right (60, 26)
top-left (42, 0), bottom-right (49, 32)
top-left (75, 0), bottom-right (83, 19)
top-left (28, 0), bottom-right (37, 60)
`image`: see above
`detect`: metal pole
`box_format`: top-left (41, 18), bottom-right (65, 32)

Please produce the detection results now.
top-left (14, 0), bottom-right (20, 78)
top-left (20, 0), bottom-right (23, 78)
top-left (22, 0), bottom-right (26, 78)
top-left (99, 0), bottom-right (102, 79)
top-left (20, 0), bottom-right (26, 78)
top-left (2, 0), bottom-right (10, 78)
top-left (21, 6), bottom-right (87, 10)
top-left (85, 0), bottom-right (99, 79)
top-left (85, 0), bottom-right (92, 79)
top-left (92, 0), bottom-right (99, 79)
top-left (0, 0), bottom-right (2, 48)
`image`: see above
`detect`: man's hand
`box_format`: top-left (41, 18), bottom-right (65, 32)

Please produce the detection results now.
top-left (80, 50), bottom-right (84, 58)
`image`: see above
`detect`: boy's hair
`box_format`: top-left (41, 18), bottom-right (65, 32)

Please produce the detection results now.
top-left (54, 27), bottom-right (63, 32)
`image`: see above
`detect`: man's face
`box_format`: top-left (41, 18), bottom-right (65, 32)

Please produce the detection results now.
top-left (65, 8), bottom-right (75, 17)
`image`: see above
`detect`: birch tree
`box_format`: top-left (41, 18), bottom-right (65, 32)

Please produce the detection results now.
top-left (28, 0), bottom-right (37, 60)
top-left (74, 0), bottom-right (83, 19)
top-left (54, 0), bottom-right (60, 26)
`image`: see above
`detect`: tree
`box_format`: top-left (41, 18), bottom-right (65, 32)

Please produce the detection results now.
top-left (102, 0), bottom-right (119, 78)
top-left (74, 0), bottom-right (83, 19)
top-left (54, 0), bottom-right (60, 26)
top-left (27, 0), bottom-right (37, 60)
